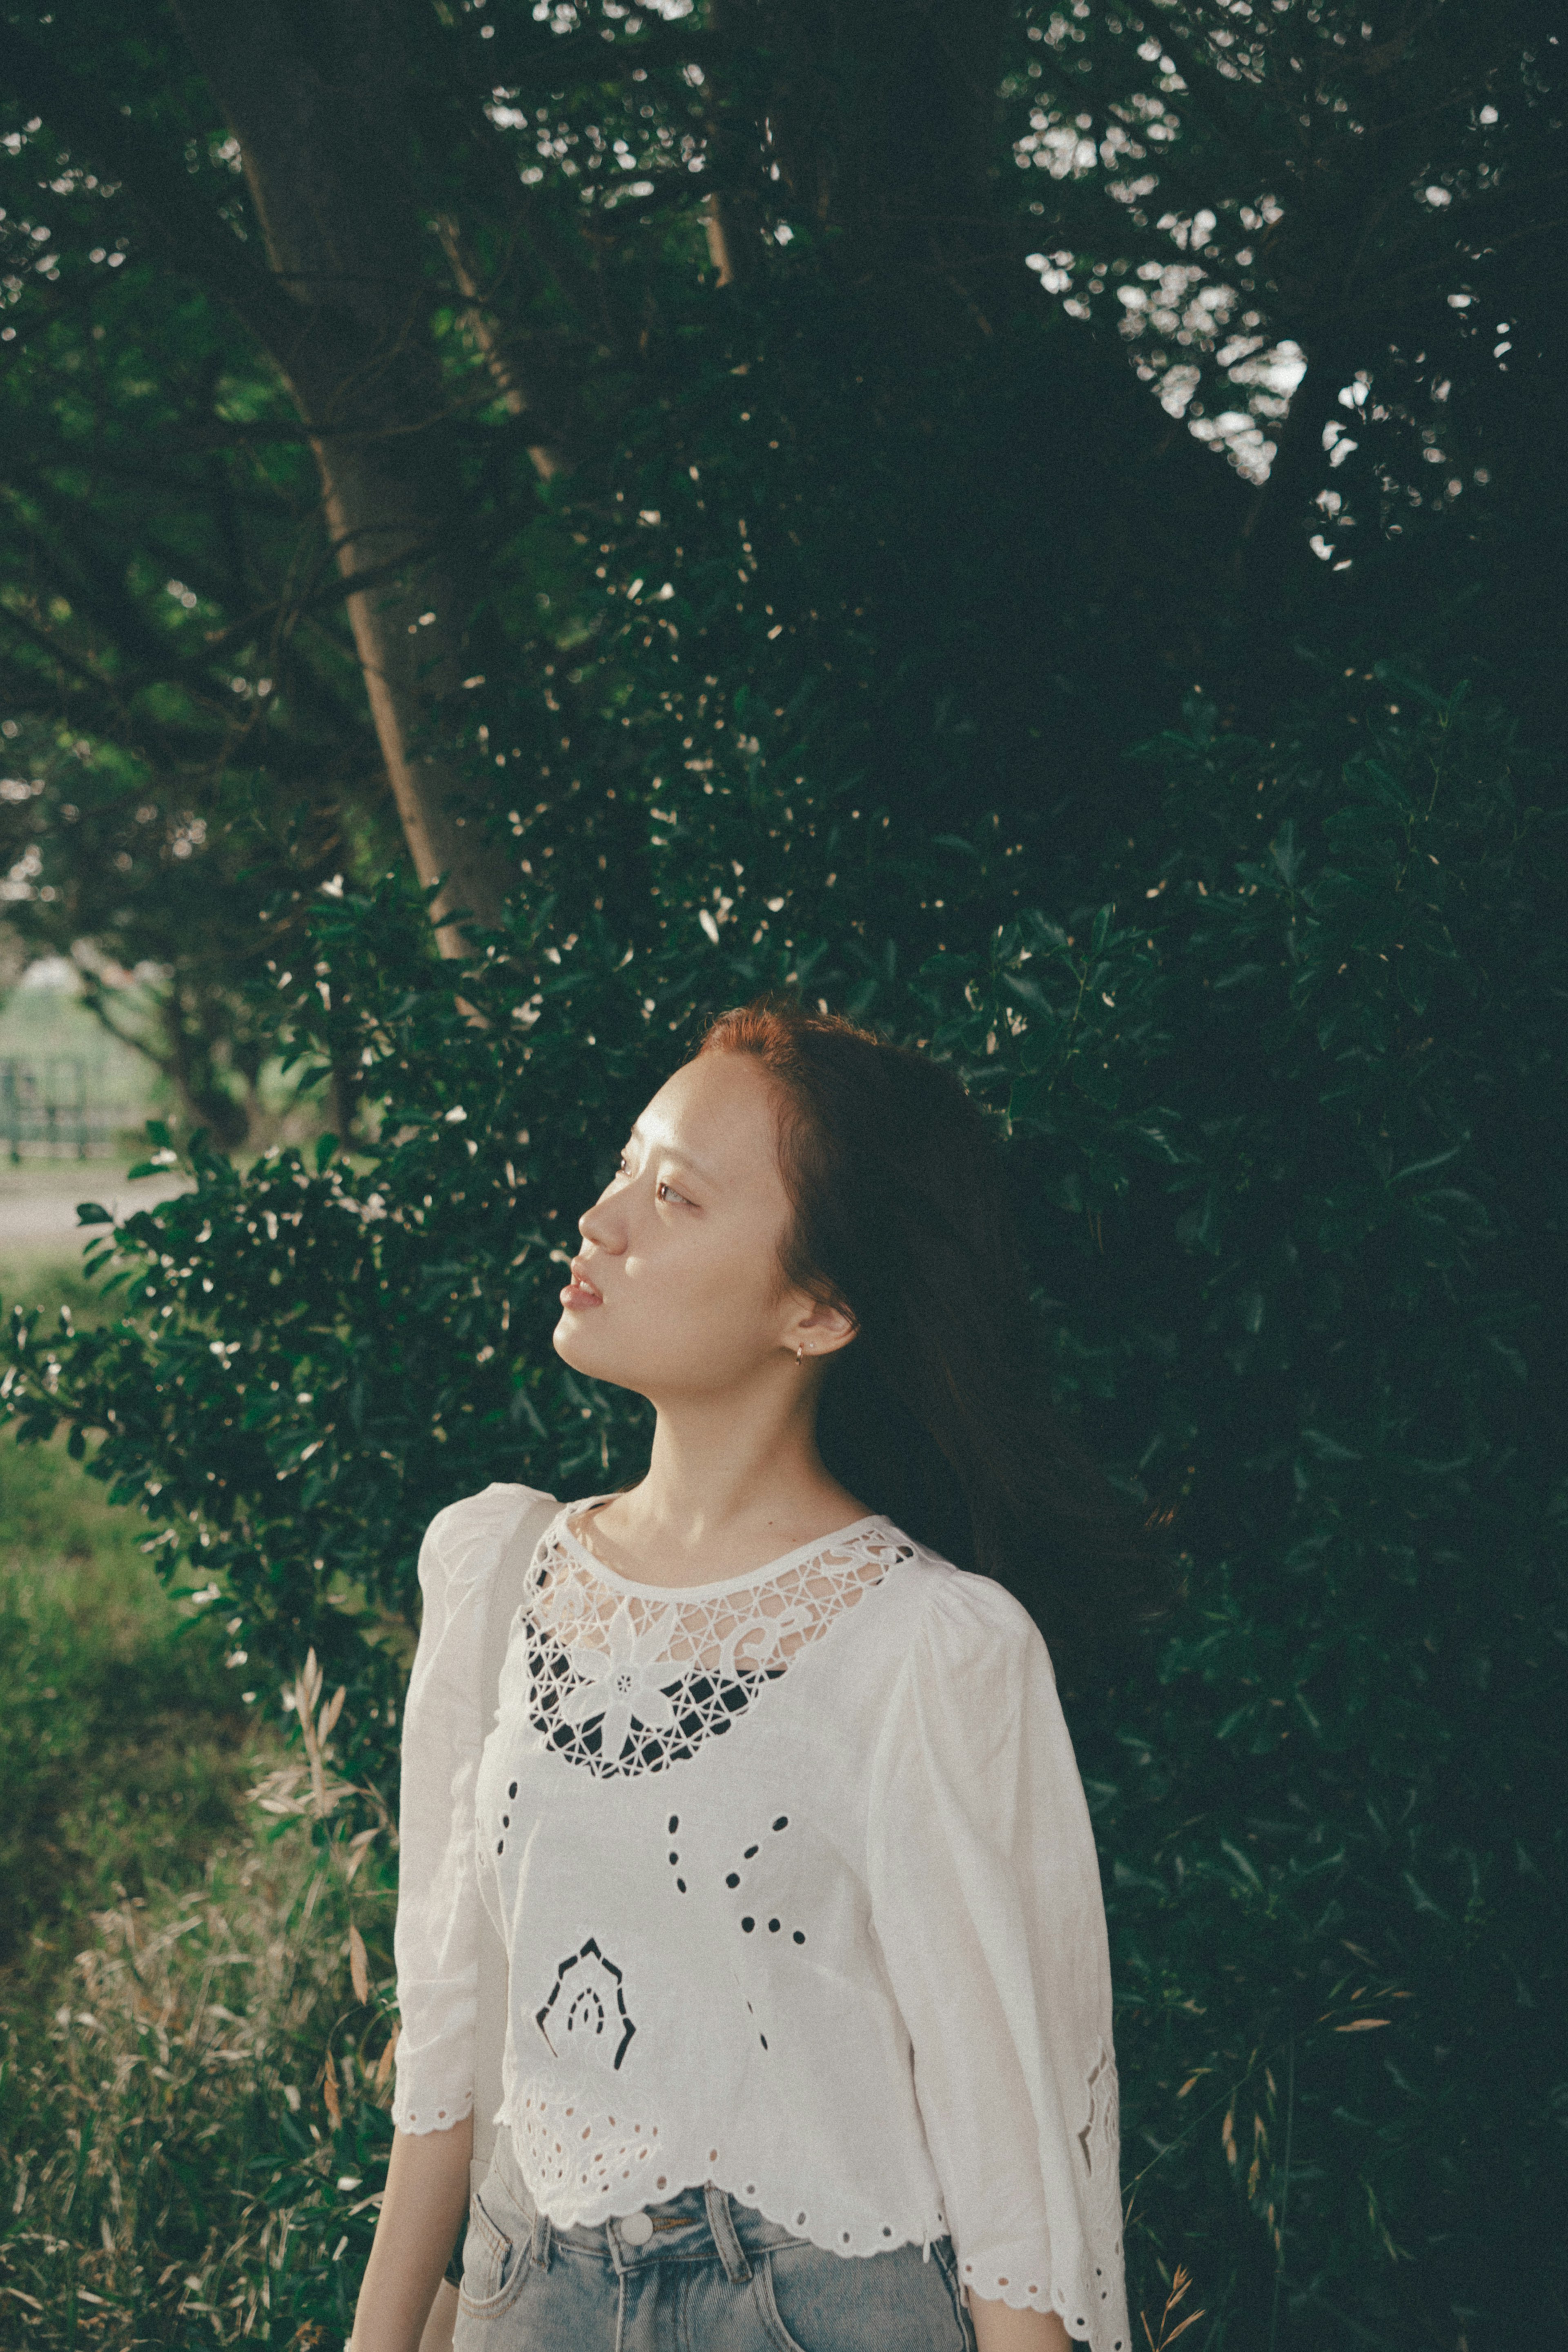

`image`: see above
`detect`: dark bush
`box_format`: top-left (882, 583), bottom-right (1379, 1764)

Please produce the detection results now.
top-left (4, 672), bottom-right (1564, 2345)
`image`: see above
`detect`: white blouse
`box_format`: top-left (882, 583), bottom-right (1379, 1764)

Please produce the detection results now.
top-left (392, 1483), bottom-right (1130, 2351)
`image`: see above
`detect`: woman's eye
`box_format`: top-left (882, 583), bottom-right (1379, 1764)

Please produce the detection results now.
top-left (656, 1181), bottom-right (688, 1206)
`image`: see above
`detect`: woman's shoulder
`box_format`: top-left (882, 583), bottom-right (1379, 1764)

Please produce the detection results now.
top-left (880, 1529), bottom-right (1051, 1672)
top-left (418, 1479), bottom-right (559, 1594)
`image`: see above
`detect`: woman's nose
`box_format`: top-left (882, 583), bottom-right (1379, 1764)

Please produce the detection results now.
top-left (578, 1199), bottom-right (622, 1251)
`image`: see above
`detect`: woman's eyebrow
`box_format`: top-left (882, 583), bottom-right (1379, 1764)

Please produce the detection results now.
top-left (629, 1124), bottom-right (716, 1187)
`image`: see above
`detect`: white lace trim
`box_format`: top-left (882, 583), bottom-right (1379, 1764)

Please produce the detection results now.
top-left (1078, 2041), bottom-right (1125, 2262)
top-left (519, 1510), bottom-right (913, 1779)
top-left (958, 2252), bottom-right (1129, 2350)
top-left (395, 2086), bottom-right (474, 2136)
top-left (506, 2080), bottom-right (950, 2260)
top-left (513, 2080), bottom-right (666, 2204)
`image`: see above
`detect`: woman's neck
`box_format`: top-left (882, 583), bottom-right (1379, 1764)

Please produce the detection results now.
top-left (581, 1378), bottom-right (865, 1589)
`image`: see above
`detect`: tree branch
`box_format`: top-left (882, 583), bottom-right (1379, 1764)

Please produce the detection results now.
top-left (1, 22), bottom-right (331, 366)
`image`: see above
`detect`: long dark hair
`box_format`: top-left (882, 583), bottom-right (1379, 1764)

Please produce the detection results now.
top-left (694, 996), bottom-right (1174, 1656)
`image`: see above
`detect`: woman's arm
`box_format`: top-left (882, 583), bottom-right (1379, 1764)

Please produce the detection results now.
top-left (864, 1577), bottom-right (1133, 2352)
top-left (970, 2293), bottom-right (1074, 2352)
top-left (348, 2115), bottom-right (472, 2352)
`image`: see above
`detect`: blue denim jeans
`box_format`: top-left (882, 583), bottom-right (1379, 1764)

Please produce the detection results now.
top-left (454, 2129), bottom-right (978, 2352)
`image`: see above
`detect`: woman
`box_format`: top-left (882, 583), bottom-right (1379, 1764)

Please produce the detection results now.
top-left (350, 998), bottom-right (1163, 2352)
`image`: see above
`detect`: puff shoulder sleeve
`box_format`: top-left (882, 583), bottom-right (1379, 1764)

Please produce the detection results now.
top-left (866, 1568), bottom-right (1130, 2352)
top-left (390, 1483), bottom-right (542, 2136)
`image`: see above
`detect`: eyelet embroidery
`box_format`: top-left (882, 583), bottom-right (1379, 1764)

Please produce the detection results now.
top-left (718, 1815), bottom-right (807, 1946)
top-left (1078, 2039), bottom-right (1125, 2261)
top-left (400, 1492), bottom-right (1128, 2336)
top-left (514, 2084), bottom-right (663, 2200)
top-left (535, 1937), bottom-right (637, 2072)
top-left (522, 1521), bottom-right (911, 1779)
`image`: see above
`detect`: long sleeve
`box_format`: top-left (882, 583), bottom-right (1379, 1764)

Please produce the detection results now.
top-left (390, 1482), bottom-right (543, 2136)
top-left (866, 1570), bottom-right (1130, 2352)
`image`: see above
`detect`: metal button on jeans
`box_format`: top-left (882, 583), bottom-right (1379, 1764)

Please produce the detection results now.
top-left (619, 2210), bottom-right (654, 2246)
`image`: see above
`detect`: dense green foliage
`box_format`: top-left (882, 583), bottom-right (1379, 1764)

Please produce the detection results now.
top-left (6, 671), bottom-right (1564, 2343)
top-left (3, 0), bottom-right (1562, 1120)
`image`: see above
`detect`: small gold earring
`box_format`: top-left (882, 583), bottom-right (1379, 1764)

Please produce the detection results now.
top-left (796, 1341), bottom-right (809, 1365)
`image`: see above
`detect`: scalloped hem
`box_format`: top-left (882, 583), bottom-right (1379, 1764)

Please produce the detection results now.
top-left (956, 2263), bottom-right (1130, 2352)
top-left (392, 2091), bottom-right (475, 2138)
top-left (512, 2142), bottom-right (948, 2269)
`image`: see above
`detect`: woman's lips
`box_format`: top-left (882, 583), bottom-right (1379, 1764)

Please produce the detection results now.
top-left (561, 1261), bottom-right (602, 1310)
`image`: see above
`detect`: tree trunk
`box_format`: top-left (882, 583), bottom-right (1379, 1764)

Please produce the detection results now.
top-left (169, 0), bottom-right (508, 956)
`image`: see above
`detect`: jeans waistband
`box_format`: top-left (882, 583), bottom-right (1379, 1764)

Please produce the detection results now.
top-left (488, 2127), bottom-right (807, 2281)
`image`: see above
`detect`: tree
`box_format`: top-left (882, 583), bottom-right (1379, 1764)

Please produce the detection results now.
top-left (0, 716), bottom-right (354, 1145)
top-left (2, 0), bottom-right (1561, 1013)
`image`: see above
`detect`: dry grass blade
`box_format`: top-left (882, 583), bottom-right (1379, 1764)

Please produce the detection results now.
top-left (258, 1653), bottom-right (363, 1820)
top-left (1140, 2262), bottom-right (1206, 2352)
top-left (348, 1921), bottom-right (371, 2005)
top-left (343, 1825), bottom-right (381, 1884)
top-left (372, 2020), bottom-right (401, 2088)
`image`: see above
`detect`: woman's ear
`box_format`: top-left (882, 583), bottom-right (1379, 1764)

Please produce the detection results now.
top-left (788, 1295), bottom-right (858, 1360)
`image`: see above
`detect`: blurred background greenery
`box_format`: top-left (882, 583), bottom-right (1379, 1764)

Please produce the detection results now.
top-left (1, 0), bottom-right (1563, 2345)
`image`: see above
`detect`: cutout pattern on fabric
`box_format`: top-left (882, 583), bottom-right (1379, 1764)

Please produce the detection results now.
top-left (1078, 2037), bottom-right (1127, 2320)
top-left (513, 2081), bottom-right (666, 2203)
top-left (720, 1815), bottom-right (808, 1954)
top-left (536, 1937), bottom-right (637, 2072)
top-left (1077, 2043), bottom-right (1116, 2184)
top-left (523, 1520), bottom-right (910, 1779)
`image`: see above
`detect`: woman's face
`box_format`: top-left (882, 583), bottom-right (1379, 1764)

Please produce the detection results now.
top-left (553, 1050), bottom-right (845, 1400)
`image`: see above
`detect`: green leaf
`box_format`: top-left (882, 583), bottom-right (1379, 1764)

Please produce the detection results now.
top-left (1298, 1429), bottom-right (1363, 1463)
top-left (1269, 821), bottom-right (1304, 889)
top-left (1220, 1838), bottom-right (1266, 1892)
top-left (1391, 1139), bottom-right (1467, 1184)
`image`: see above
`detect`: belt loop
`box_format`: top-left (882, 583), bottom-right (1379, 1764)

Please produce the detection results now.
top-left (529, 2205), bottom-right (554, 2271)
top-left (703, 2184), bottom-right (752, 2285)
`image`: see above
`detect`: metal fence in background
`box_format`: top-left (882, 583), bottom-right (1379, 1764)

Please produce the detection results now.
top-left (0, 1056), bottom-right (141, 1160)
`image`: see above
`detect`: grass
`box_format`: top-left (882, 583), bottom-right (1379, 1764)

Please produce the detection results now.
top-left (0, 1451), bottom-right (257, 1989)
top-left (0, 1249), bottom-right (257, 1982)
top-left (0, 1254), bottom-right (401, 2348)
top-left (3, 1251), bottom-right (122, 1338)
